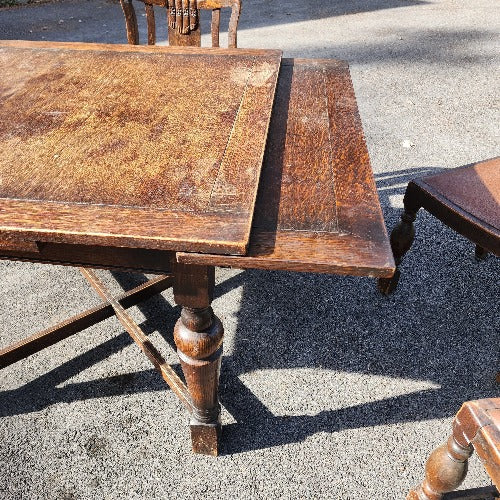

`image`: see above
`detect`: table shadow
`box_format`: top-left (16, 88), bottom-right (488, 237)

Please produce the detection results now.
top-left (1, 167), bottom-right (498, 455)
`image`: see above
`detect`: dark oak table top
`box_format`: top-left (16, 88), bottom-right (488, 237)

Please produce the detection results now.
top-left (0, 40), bottom-right (282, 255)
top-left (0, 40), bottom-right (394, 278)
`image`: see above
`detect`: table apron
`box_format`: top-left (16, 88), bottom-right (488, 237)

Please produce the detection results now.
top-left (0, 242), bottom-right (174, 274)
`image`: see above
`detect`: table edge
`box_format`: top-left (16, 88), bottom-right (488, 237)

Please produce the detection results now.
top-left (0, 39), bottom-right (282, 58)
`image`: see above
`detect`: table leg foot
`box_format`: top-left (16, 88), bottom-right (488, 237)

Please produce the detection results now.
top-left (378, 203), bottom-right (418, 295)
top-left (175, 311), bottom-right (223, 455)
top-left (378, 269), bottom-right (401, 295)
top-left (474, 244), bottom-right (488, 261)
top-left (190, 421), bottom-right (221, 456)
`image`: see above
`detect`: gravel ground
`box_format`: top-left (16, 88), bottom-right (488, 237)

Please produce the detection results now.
top-left (0, 1), bottom-right (499, 498)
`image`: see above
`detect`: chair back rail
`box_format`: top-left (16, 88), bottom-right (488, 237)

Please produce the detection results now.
top-left (119, 0), bottom-right (241, 48)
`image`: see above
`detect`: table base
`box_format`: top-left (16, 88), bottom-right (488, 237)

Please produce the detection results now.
top-left (0, 263), bottom-right (223, 456)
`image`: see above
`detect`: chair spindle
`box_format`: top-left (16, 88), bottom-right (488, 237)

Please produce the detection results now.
top-left (145, 3), bottom-right (156, 45)
top-left (119, 0), bottom-right (240, 48)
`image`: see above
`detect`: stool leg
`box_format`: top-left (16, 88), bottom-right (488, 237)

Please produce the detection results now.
top-left (378, 208), bottom-right (418, 294)
top-left (474, 244), bottom-right (488, 261)
top-left (173, 264), bottom-right (223, 456)
top-left (408, 435), bottom-right (473, 500)
top-left (378, 184), bottom-right (420, 295)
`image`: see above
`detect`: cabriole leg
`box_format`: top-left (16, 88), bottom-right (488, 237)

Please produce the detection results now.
top-left (173, 263), bottom-right (223, 456)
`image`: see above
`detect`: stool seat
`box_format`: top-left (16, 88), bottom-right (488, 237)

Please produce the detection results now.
top-left (417, 158), bottom-right (500, 235)
top-left (378, 157), bottom-right (500, 294)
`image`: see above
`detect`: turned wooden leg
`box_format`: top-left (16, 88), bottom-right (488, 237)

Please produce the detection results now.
top-left (173, 263), bottom-right (223, 456)
top-left (408, 435), bottom-right (473, 500)
top-left (378, 183), bottom-right (421, 295)
top-left (378, 207), bottom-right (418, 294)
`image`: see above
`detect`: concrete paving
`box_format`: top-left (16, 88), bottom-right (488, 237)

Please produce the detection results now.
top-left (0, 0), bottom-right (499, 498)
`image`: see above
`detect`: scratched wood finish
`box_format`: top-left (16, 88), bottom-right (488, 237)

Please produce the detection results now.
top-left (177, 59), bottom-right (395, 278)
top-left (0, 40), bottom-right (281, 254)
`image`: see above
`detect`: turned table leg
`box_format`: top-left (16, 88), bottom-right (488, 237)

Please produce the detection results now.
top-left (173, 263), bottom-right (223, 456)
top-left (409, 399), bottom-right (500, 499)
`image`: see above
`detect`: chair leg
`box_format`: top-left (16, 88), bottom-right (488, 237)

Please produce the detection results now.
top-left (173, 263), bottom-right (223, 456)
top-left (474, 245), bottom-right (489, 261)
top-left (378, 204), bottom-right (419, 295)
top-left (408, 435), bottom-right (473, 500)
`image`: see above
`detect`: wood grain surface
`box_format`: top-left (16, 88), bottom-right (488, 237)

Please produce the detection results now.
top-left (178, 59), bottom-right (395, 277)
top-left (0, 40), bottom-right (281, 254)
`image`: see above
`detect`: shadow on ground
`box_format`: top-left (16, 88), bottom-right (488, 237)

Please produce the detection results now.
top-left (1, 167), bottom-right (498, 454)
top-left (1, 0), bottom-right (429, 39)
top-left (2, 0), bottom-right (493, 68)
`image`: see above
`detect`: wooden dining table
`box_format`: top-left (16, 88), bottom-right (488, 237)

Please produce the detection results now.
top-left (0, 40), bottom-right (395, 455)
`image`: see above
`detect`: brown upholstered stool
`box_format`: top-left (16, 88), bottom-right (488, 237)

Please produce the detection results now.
top-left (379, 157), bottom-right (500, 294)
top-left (408, 398), bottom-right (500, 500)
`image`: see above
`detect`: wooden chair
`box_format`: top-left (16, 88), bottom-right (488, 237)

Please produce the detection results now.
top-left (120, 0), bottom-right (241, 48)
top-left (378, 157), bottom-right (500, 294)
top-left (408, 398), bottom-right (500, 500)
